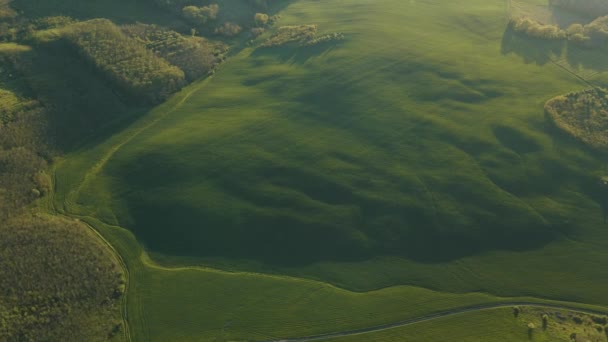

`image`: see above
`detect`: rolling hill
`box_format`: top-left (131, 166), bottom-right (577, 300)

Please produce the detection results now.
top-left (4, 0), bottom-right (608, 340)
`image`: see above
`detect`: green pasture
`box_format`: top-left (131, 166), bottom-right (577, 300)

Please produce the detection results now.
top-left (72, 216), bottom-right (608, 341)
top-left (48, 0), bottom-right (608, 340)
top-left (323, 307), bottom-right (608, 342)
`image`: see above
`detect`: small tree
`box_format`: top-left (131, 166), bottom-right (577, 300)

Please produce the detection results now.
top-left (254, 13), bottom-right (269, 27)
top-left (513, 306), bottom-right (521, 317)
top-left (541, 314), bottom-right (549, 330)
top-left (215, 22), bottom-right (242, 37)
top-left (527, 322), bottom-right (536, 338)
top-left (182, 4), bottom-right (219, 26)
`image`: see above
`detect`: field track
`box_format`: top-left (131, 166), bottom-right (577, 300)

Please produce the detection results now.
top-left (263, 302), bottom-right (608, 342)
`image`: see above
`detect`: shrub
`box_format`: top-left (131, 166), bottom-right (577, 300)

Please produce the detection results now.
top-left (304, 32), bottom-right (346, 46)
top-left (215, 22), bottom-right (242, 37)
top-left (591, 315), bottom-right (607, 325)
top-left (182, 4), bottom-right (220, 26)
top-left (527, 322), bottom-right (536, 337)
top-left (513, 306), bottom-right (521, 317)
top-left (261, 24), bottom-right (317, 47)
top-left (563, 15), bottom-right (608, 48)
top-left (251, 27), bottom-right (265, 38)
top-left (567, 23), bottom-right (584, 35)
top-left (255, 12), bottom-right (270, 26)
top-left (581, 15), bottom-right (608, 47)
top-left (509, 17), bottom-right (567, 40)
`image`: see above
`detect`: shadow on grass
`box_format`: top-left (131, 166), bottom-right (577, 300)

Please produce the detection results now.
top-left (564, 45), bottom-right (608, 74)
top-left (112, 146), bottom-right (569, 267)
top-left (549, 3), bottom-right (597, 28)
top-left (15, 41), bottom-right (151, 151)
top-left (500, 26), bottom-right (564, 65)
top-left (501, 25), bottom-right (608, 74)
top-left (543, 113), bottom-right (608, 221)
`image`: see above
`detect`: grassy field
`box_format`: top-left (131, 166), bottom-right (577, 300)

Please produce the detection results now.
top-left (63, 216), bottom-right (607, 342)
top-left (47, 0), bottom-right (608, 340)
top-left (323, 307), bottom-right (608, 342)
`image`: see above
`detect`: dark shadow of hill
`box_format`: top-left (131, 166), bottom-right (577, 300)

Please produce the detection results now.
top-left (111, 142), bottom-right (568, 267)
top-left (501, 26), bottom-right (564, 65)
top-left (16, 41), bottom-right (150, 151)
top-left (11, 0), bottom-right (183, 26)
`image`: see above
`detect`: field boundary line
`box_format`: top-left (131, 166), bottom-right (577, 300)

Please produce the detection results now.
top-left (261, 302), bottom-right (608, 342)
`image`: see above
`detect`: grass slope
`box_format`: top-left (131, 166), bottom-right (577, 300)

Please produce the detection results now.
top-left (323, 307), bottom-right (608, 342)
top-left (49, 0), bottom-right (608, 340)
top-left (69, 216), bottom-right (607, 342)
top-left (110, 0), bottom-right (550, 264)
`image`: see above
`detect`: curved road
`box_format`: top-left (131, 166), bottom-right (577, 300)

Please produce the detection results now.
top-left (263, 302), bottom-right (608, 342)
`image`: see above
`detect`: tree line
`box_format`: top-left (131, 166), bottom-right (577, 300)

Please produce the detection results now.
top-left (508, 14), bottom-right (608, 48)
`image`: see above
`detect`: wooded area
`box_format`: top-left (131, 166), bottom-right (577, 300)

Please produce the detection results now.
top-left (65, 19), bottom-right (186, 103)
top-left (545, 88), bottom-right (608, 150)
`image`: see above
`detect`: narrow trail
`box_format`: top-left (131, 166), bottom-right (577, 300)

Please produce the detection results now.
top-left (262, 302), bottom-right (608, 342)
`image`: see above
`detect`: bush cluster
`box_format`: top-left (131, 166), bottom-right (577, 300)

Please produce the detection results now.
top-left (254, 12), bottom-right (269, 27)
top-left (570, 15), bottom-right (608, 48)
top-left (261, 24), bottom-right (318, 47)
top-left (182, 4), bottom-right (219, 26)
top-left (304, 32), bottom-right (346, 46)
top-left (509, 14), bottom-right (608, 48)
top-left (215, 21), bottom-right (242, 37)
top-left (509, 17), bottom-right (567, 39)
top-left (122, 23), bottom-right (224, 81)
top-left (64, 19), bottom-right (186, 103)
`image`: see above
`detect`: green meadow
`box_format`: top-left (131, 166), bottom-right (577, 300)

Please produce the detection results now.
top-left (45, 0), bottom-right (608, 340)
top-left (323, 307), bottom-right (608, 342)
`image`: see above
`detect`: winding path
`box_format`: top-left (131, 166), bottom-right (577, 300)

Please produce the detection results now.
top-left (263, 302), bottom-right (608, 342)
